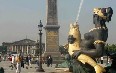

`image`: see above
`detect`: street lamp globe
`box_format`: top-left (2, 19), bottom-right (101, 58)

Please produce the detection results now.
top-left (38, 20), bottom-right (43, 31)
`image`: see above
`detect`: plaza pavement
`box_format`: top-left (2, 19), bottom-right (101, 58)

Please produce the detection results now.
top-left (0, 57), bottom-right (108, 73)
top-left (0, 61), bottom-right (57, 73)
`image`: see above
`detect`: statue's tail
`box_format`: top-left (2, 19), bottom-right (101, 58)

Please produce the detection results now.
top-left (78, 54), bottom-right (106, 73)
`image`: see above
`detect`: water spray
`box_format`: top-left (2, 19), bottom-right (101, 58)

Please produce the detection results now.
top-left (76, 0), bottom-right (84, 22)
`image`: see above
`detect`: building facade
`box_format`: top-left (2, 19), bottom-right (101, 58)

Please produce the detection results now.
top-left (2, 39), bottom-right (45, 55)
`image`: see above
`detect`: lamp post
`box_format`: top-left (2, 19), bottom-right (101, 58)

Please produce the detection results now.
top-left (36, 20), bottom-right (45, 72)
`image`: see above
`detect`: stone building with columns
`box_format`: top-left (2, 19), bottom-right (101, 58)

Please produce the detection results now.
top-left (2, 39), bottom-right (45, 55)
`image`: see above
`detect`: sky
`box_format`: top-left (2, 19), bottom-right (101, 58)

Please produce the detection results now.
top-left (0, 0), bottom-right (116, 45)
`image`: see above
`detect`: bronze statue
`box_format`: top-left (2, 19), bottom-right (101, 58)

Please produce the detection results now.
top-left (68, 23), bottom-right (105, 73)
top-left (55, 7), bottom-right (113, 73)
top-left (68, 7), bottom-right (113, 73)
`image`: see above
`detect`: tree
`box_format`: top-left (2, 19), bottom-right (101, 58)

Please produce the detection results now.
top-left (105, 44), bottom-right (116, 55)
top-left (0, 46), bottom-right (7, 54)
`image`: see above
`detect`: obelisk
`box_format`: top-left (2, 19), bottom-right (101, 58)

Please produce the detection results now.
top-left (44, 0), bottom-right (60, 58)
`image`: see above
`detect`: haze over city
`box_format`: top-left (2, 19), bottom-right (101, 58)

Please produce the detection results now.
top-left (0, 0), bottom-right (116, 45)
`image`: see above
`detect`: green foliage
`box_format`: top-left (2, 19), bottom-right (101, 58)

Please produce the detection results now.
top-left (105, 44), bottom-right (116, 53)
top-left (0, 46), bottom-right (7, 53)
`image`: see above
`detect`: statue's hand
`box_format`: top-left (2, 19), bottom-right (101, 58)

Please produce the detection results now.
top-left (94, 64), bottom-right (106, 73)
top-left (72, 50), bottom-right (81, 59)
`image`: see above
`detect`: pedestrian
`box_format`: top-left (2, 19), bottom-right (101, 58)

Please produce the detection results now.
top-left (11, 55), bottom-right (16, 70)
top-left (0, 55), bottom-right (1, 62)
top-left (100, 56), bottom-right (104, 64)
top-left (21, 56), bottom-right (24, 68)
top-left (9, 55), bottom-right (12, 61)
top-left (46, 55), bottom-right (53, 67)
top-left (15, 54), bottom-right (21, 73)
top-left (49, 55), bottom-right (53, 67)
top-left (46, 55), bottom-right (50, 67)
top-left (28, 55), bottom-right (32, 68)
top-left (42, 57), bottom-right (45, 64)
top-left (35, 57), bottom-right (39, 67)
top-left (25, 55), bottom-right (29, 69)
